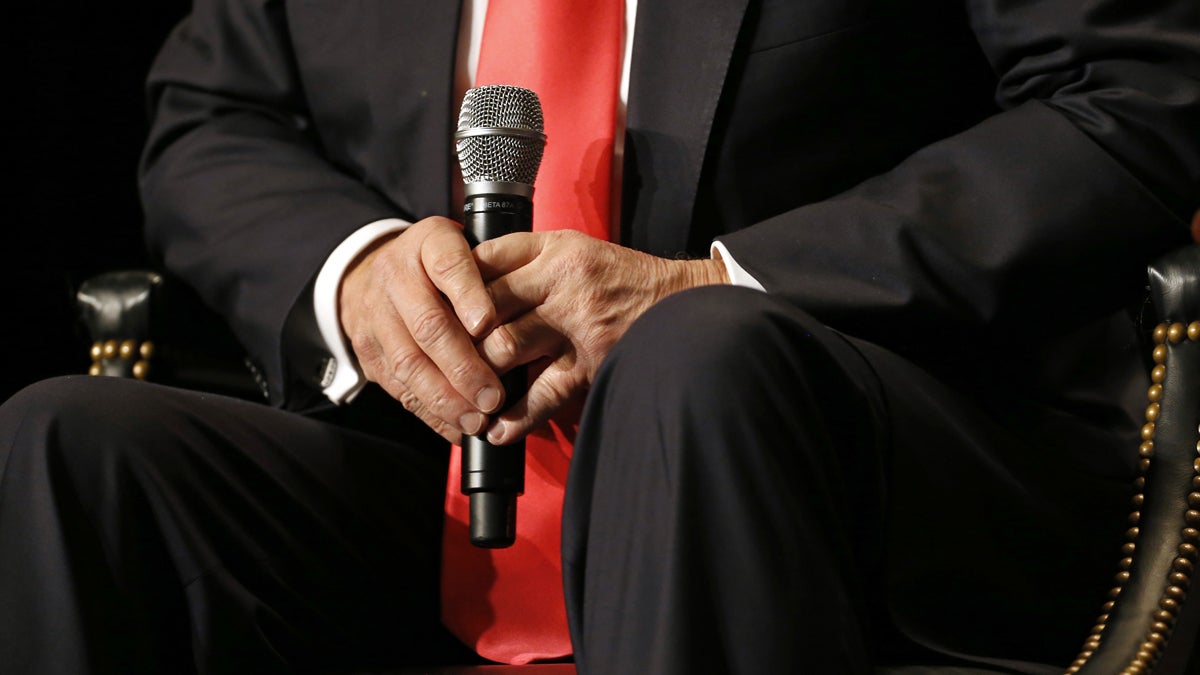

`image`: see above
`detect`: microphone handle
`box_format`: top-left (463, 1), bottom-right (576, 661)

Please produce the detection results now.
top-left (461, 192), bottom-right (531, 548)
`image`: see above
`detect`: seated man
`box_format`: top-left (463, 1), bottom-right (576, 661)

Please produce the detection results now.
top-left (1, 0), bottom-right (1198, 673)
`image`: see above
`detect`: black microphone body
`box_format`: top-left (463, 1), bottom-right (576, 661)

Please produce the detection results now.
top-left (461, 194), bottom-right (531, 548)
top-left (454, 85), bottom-right (546, 548)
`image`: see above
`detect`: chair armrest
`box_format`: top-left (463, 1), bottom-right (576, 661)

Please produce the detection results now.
top-left (1071, 245), bottom-right (1200, 674)
top-left (76, 269), bottom-right (264, 400)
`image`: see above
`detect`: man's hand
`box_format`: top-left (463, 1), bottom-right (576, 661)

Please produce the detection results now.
top-left (339, 216), bottom-right (506, 444)
top-left (473, 230), bottom-right (730, 445)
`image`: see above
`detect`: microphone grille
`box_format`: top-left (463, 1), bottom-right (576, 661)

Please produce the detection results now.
top-left (456, 85), bottom-right (546, 186)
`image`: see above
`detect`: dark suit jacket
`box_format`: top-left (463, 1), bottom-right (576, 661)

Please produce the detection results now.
top-left (136, 0), bottom-right (1200, 667)
top-left (139, 0), bottom-right (1199, 410)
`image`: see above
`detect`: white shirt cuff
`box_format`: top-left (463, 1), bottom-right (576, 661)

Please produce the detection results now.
top-left (711, 240), bottom-right (766, 292)
top-left (313, 218), bottom-right (411, 404)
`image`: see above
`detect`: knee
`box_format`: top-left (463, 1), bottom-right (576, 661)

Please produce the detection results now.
top-left (1, 376), bottom-right (185, 485)
top-left (5, 374), bottom-right (168, 441)
top-left (582, 286), bottom-right (826, 470)
top-left (586, 286), bottom-right (877, 466)
top-left (605, 285), bottom-right (820, 385)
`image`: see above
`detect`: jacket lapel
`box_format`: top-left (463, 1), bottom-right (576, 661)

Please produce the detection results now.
top-left (622, 0), bottom-right (751, 257)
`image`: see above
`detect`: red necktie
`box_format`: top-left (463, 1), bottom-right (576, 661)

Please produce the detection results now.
top-left (440, 0), bottom-right (623, 665)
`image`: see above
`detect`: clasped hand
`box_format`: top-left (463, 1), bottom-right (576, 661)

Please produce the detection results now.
top-left (339, 216), bottom-right (728, 445)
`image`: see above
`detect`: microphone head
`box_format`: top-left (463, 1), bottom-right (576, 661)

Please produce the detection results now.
top-left (455, 85), bottom-right (546, 189)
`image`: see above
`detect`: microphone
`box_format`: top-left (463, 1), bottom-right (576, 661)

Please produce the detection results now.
top-left (453, 84), bottom-right (546, 548)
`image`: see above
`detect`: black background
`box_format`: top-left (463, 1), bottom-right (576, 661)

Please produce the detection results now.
top-left (4, 3), bottom-right (191, 400)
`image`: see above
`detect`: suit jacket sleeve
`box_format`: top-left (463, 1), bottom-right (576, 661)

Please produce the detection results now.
top-left (138, 0), bottom-right (405, 409)
top-left (716, 0), bottom-right (1200, 361)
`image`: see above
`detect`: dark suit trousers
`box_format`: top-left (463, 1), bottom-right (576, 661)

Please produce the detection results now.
top-left (563, 286), bottom-right (1134, 674)
top-left (0, 287), bottom-right (1134, 674)
top-left (0, 377), bottom-right (479, 673)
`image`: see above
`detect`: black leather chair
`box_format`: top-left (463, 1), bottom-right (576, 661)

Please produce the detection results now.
top-left (72, 239), bottom-right (1200, 675)
top-left (76, 269), bottom-right (264, 400)
top-left (1061, 243), bottom-right (1200, 675)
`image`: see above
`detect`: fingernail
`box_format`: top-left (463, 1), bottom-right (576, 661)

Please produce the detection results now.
top-left (486, 421), bottom-right (508, 445)
top-left (459, 412), bottom-right (486, 436)
top-left (476, 387), bottom-right (501, 413)
top-left (465, 307), bottom-right (487, 333)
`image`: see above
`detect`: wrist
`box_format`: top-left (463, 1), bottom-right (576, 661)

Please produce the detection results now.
top-left (688, 256), bottom-right (730, 287)
top-left (658, 256), bottom-right (730, 298)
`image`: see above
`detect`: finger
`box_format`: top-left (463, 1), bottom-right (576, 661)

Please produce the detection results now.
top-left (346, 313), bottom-right (466, 445)
top-left (477, 307), bottom-right (563, 375)
top-left (386, 227), bottom-right (506, 416)
top-left (395, 391), bottom-right (464, 445)
top-left (485, 360), bottom-right (581, 445)
top-left (421, 220), bottom-right (496, 338)
top-left (473, 231), bottom-right (541, 281)
top-left (341, 222), bottom-right (502, 434)
top-left (389, 269), bottom-right (507, 417)
top-left (374, 323), bottom-right (491, 441)
top-left (484, 257), bottom-right (557, 325)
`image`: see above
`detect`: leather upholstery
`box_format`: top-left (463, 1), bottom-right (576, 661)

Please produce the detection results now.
top-left (77, 269), bottom-right (164, 379)
top-left (1070, 245), bottom-right (1200, 674)
top-left (76, 269), bottom-right (263, 400)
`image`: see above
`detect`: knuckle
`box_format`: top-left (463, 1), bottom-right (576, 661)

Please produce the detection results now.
top-left (349, 332), bottom-right (379, 361)
top-left (427, 248), bottom-right (468, 280)
top-left (559, 245), bottom-right (599, 280)
top-left (396, 388), bottom-right (423, 415)
top-left (408, 217), bottom-right (439, 237)
top-left (369, 247), bottom-right (399, 278)
top-left (397, 375), bottom-right (455, 420)
top-left (402, 397), bottom-right (456, 442)
top-left (446, 358), bottom-right (480, 389)
top-left (491, 324), bottom-right (522, 363)
top-left (349, 335), bottom-right (382, 373)
top-left (389, 346), bottom-right (427, 384)
top-left (533, 370), bottom-right (570, 409)
top-left (396, 390), bottom-right (455, 441)
top-left (424, 389), bottom-right (454, 418)
top-left (409, 306), bottom-right (453, 346)
top-left (552, 229), bottom-right (586, 245)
